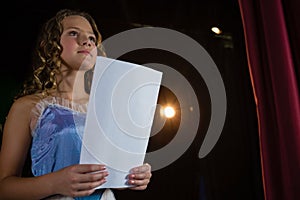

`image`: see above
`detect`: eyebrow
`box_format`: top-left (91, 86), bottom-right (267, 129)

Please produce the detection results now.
top-left (65, 26), bottom-right (95, 35)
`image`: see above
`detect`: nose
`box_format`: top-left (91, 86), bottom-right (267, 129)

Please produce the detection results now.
top-left (82, 40), bottom-right (91, 47)
top-left (80, 35), bottom-right (92, 47)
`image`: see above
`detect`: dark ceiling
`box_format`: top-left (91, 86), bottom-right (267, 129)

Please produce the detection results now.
top-left (14, 0), bottom-right (240, 32)
top-left (3, 0), bottom-right (243, 74)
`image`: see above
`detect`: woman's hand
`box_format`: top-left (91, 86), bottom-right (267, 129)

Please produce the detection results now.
top-left (127, 163), bottom-right (152, 190)
top-left (51, 164), bottom-right (108, 197)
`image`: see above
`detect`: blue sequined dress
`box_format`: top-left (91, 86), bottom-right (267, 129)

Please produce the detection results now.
top-left (30, 97), bottom-right (112, 200)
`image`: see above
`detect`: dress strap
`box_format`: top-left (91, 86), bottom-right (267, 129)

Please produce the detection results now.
top-left (30, 96), bottom-right (88, 135)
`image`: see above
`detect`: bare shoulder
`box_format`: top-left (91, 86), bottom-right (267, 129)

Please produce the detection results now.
top-left (9, 94), bottom-right (42, 117)
top-left (2, 94), bottom-right (43, 142)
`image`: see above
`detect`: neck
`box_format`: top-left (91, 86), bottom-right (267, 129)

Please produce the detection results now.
top-left (55, 69), bottom-right (89, 103)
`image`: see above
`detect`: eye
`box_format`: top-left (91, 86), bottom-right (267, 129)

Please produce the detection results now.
top-left (68, 30), bottom-right (79, 36)
top-left (89, 36), bottom-right (96, 43)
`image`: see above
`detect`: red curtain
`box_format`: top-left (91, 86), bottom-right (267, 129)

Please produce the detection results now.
top-left (238, 0), bottom-right (300, 200)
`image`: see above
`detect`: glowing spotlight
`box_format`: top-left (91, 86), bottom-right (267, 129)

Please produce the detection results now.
top-left (211, 27), bottom-right (222, 34)
top-left (164, 106), bottom-right (176, 118)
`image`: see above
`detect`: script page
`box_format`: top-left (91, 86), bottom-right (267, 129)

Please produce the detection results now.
top-left (80, 56), bottom-right (162, 188)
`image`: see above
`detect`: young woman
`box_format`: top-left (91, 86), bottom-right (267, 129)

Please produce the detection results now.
top-left (0, 9), bottom-right (151, 200)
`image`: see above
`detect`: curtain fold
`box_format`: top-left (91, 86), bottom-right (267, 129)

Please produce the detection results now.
top-left (238, 0), bottom-right (300, 200)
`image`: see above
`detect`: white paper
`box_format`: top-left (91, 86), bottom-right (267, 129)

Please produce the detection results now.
top-left (80, 56), bottom-right (162, 188)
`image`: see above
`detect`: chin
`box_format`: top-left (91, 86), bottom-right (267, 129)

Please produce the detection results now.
top-left (78, 60), bottom-right (95, 71)
top-left (79, 56), bottom-right (96, 69)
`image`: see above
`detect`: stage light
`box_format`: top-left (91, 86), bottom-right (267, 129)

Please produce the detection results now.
top-left (211, 26), bottom-right (222, 34)
top-left (163, 106), bottom-right (176, 118)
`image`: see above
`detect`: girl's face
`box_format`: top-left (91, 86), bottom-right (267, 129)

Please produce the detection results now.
top-left (60, 15), bottom-right (98, 71)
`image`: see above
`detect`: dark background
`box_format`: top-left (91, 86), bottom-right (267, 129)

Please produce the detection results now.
top-left (0, 0), bottom-right (264, 199)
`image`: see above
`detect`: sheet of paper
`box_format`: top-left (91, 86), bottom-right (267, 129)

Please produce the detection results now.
top-left (80, 56), bottom-right (162, 188)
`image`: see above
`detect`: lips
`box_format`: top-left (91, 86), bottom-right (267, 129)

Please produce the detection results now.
top-left (78, 50), bottom-right (91, 56)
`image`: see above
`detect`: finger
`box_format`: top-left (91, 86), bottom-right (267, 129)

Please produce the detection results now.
top-left (72, 164), bottom-right (106, 173)
top-left (130, 163), bottom-right (151, 173)
top-left (128, 179), bottom-right (149, 190)
top-left (128, 177), bottom-right (150, 186)
top-left (76, 171), bottom-right (109, 183)
top-left (129, 171), bottom-right (152, 180)
top-left (73, 179), bottom-right (106, 191)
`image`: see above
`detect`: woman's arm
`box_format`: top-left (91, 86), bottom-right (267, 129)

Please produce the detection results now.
top-left (0, 96), bottom-right (53, 199)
